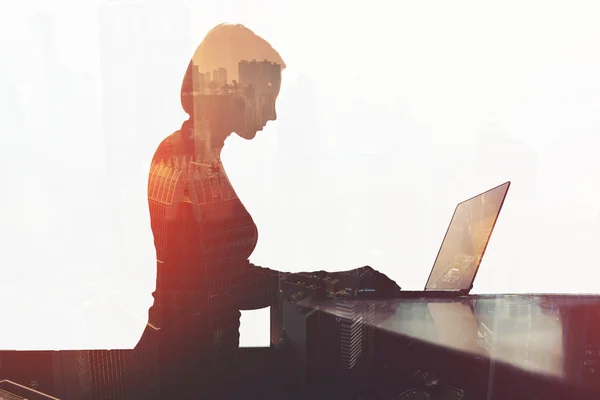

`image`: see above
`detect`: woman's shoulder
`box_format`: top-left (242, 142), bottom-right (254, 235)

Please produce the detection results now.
top-left (152, 130), bottom-right (185, 164)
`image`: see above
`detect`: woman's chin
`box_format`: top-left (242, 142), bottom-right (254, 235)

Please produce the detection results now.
top-left (236, 129), bottom-right (259, 140)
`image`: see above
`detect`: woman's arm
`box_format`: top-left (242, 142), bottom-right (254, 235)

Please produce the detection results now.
top-left (238, 262), bottom-right (281, 310)
top-left (241, 263), bottom-right (400, 311)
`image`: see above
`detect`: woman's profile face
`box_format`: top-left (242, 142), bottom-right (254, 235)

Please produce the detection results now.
top-left (185, 24), bottom-right (286, 141)
top-left (238, 79), bottom-right (281, 140)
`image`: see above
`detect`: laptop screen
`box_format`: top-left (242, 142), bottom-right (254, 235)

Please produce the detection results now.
top-left (425, 182), bottom-right (510, 292)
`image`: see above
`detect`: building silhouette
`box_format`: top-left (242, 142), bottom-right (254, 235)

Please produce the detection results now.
top-left (0, 379), bottom-right (59, 400)
top-left (276, 269), bottom-right (392, 395)
top-left (0, 350), bottom-right (128, 400)
top-left (238, 60), bottom-right (281, 128)
top-left (87, 351), bottom-right (128, 400)
top-left (559, 301), bottom-right (600, 388)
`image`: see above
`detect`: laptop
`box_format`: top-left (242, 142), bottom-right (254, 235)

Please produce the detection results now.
top-left (397, 181), bottom-right (511, 299)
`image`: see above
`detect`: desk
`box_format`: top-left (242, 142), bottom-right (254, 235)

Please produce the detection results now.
top-left (280, 295), bottom-right (600, 399)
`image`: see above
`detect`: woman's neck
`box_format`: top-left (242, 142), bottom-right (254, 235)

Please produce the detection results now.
top-left (182, 117), bottom-right (227, 164)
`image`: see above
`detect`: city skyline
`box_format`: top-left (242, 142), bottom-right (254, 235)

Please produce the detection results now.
top-left (3, 2), bottom-right (600, 399)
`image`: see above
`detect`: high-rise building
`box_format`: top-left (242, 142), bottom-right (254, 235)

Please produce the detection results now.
top-left (238, 60), bottom-right (281, 95)
top-left (336, 300), bottom-right (364, 374)
top-left (192, 119), bottom-right (210, 161)
top-left (581, 306), bottom-right (600, 386)
top-left (0, 351), bottom-right (58, 397)
top-left (218, 67), bottom-right (227, 86)
top-left (561, 302), bottom-right (600, 388)
top-left (124, 325), bottom-right (159, 399)
top-left (238, 60), bottom-right (282, 125)
top-left (191, 64), bottom-right (205, 92)
top-left (361, 302), bottom-right (377, 369)
top-left (0, 379), bottom-right (59, 400)
top-left (280, 296), bottom-right (320, 385)
top-left (0, 350), bottom-right (117, 400)
top-left (271, 274), bottom-right (287, 348)
top-left (87, 351), bottom-right (127, 400)
top-left (278, 271), bottom-right (385, 391)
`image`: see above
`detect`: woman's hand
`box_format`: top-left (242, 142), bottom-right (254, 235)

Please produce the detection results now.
top-left (355, 266), bottom-right (402, 297)
top-left (313, 266), bottom-right (401, 297)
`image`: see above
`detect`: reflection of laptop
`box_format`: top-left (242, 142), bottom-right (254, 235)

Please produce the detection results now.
top-left (398, 181), bottom-right (511, 299)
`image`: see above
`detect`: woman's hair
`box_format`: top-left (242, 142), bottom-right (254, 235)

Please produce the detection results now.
top-left (181, 23), bottom-right (286, 115)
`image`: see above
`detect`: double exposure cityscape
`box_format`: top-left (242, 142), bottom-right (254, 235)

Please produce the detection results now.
top-left (1, 16), bottom-right (600, 400)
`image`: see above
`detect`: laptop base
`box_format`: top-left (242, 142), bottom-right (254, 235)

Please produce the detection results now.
top-left (396, 290), bottom-right (470, 300)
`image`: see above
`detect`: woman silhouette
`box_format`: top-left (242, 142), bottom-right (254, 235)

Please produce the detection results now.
top-left (131, 24), bottom-right (399, 399)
